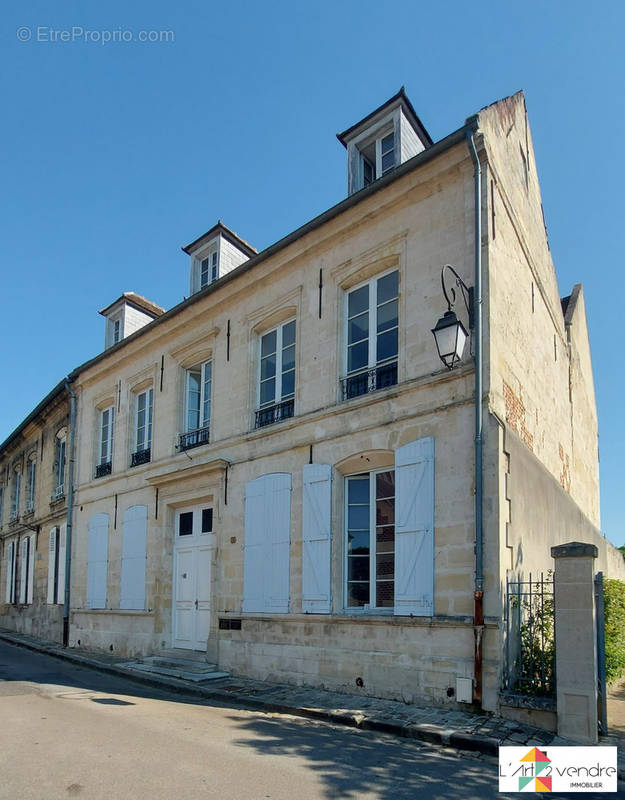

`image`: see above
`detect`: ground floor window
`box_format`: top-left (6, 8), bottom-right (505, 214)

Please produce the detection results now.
top-left (345, 469), bottom-right (395, 609)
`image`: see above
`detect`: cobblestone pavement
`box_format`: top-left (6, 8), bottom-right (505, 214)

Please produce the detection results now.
top-left (1, 628), bottom-right (622, 776)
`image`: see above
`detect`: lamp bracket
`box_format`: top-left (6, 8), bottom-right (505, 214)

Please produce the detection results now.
top-left (441, 264), bottom-right (474, 329)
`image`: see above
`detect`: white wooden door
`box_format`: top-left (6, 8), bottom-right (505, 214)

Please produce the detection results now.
top-left (173, 505), bottom-right (214, 650)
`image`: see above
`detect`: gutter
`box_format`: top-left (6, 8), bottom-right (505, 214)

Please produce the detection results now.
top-left (465, 119), bottom-right (484, 704)
top-left (62, 379), bottom-right (77, 647)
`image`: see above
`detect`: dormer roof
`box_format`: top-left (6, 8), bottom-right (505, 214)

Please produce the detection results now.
top-left (182, 220), bottom-right (257, 257)
top-left (336, 86), bottom-right (433, 149)
top-left (98, 292), bottom-right (165, 319)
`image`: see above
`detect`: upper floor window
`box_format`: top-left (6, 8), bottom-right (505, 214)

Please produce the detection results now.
top-left (0, 486), bottom-right (4, 528)
top-left (52, 431), bottom-right (67, 501)
top-left (179, 362), bottom-right (211, 450)
top-left (345, 469), bottom-right (395, 610)
top-left (10, 468), bottom-right (21, 521)
top-left (131, 388), bottom-right (153, 467)
top-left (256, 320), bottom-right (295, 428)
top-left (357, 129), bottom-right (396, 191)
top-left (342, 269), bottom-right (399, 400)
top-left (25, 457), bottom-right (36, 514)
top-left (96, 406), bottom-right (115, 478)
top-left (200, 248), bottom-right (218, 290)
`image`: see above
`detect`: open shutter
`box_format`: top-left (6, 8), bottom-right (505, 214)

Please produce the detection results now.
top-left (19, 539), bottom-right (28, 603)
top-left (6, 541), bottom-right (15, 603)
top-left (57, 524), bottom-right (67, 605)
top-left (120, 505), bottom-right (147, 610)
top-left (27, 535), bottom-right (35, 604)
top-left (47, 528), bottom-right (57, 604)
top-left (302, 464), bottom-right (332, 613)
top-left (243, 473), bottom-right (291, 613)
top-left (394, 437), bottom-right (434, 616)
top-left (87, 513), bottom-right (109, 609)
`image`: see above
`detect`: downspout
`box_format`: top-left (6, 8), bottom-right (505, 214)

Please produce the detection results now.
top-left (466, 123), bottom-right (484, 704)
top-left (63, 379), bottom-right (77, 647)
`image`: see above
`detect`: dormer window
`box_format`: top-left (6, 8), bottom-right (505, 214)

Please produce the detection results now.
top-left (200, 249), bottom-right (219, 289)
top-left (183, 221), bottom-right (257, 296)
top-left (337, 88), bottom-right (433, 196)
top-left (100, 293), bottom-right (164, 350)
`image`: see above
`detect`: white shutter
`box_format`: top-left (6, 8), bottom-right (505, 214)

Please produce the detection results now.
top-left (57, 524), bottom-right (67, 606)
top-left (243, 473), bottom-right (291, 613)
top-left (120, 505), bottom-right (147, 610)
top-left (6, 541), bottom-right (15, 603)
top-left (394, 437), bottom-right (434, 617)
top-left (47, 529), bottom-right (57, 604)
top-left (27, 534), bottom-right (35, 604)
top-left (302, 464), bottom-right (332, 613)
top-left (19, 539), bottom-right (28, 603)
top-left (87, 513), bottom-right (109, 609)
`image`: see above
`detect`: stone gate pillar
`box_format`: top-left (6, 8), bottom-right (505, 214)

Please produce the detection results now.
top-left (551, 541), bottom-right (598, 744)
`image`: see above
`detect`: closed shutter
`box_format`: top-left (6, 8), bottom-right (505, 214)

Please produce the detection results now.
top-left (5, 541), bottom-right (15, 603)
top-left (120, 505), bottom-right (147, 610)
top-left (47, 528), bottom-right (57, 604)
top-left (394, 437), bottom-right (434, 617)
top-left (57, 524), bottom-right (67, 606)
top-left (87, 513), bottom-right (109, 609)
top-left (243, 473), bottom-right (291, 613)
top-left (302, 464), bottom-right (332, 613)
top-left (27, 534), bottom-right (35, 604)
top-left (19, 538), bottom-right (28, 603)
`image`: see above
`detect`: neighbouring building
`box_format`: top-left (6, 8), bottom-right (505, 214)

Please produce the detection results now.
top-left (2, 88), bottom-right (624, 715)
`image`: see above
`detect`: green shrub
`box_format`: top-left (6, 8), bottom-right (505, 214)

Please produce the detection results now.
top-left (604, 579), bottom-right (625, 684)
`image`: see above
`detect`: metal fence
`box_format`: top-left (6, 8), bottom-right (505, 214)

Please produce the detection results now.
top-left (504, 572), bottom-right (555, 696)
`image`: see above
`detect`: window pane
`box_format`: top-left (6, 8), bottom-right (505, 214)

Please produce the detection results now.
top-left (202, 398), bottom-right (211, 426)
top-left (348, 285), bottom-right (368, 318)
top-left (260, 353), bottom-right (276, 381)
top-left (347, 530), bottom-right (370, 555)
top-left (348, 556), bottom-right (370, 582)
top-left (376, 552), bottom-right (394, 578)
top-left (375, 581), bottom-right (394, 608)
top-left (261, 330), bottom-right (277, 358)
top-left (376, 525), bottom-right (394, 553)
top-left (376, 329), bottom-right (398, 363)
top-left (348, 313), bottom-right (369, 345)
top-left (347, 582), bottom-right (369, 607)
top-left (377, 271), bottom-right (399, 305)
top-left (348, 341), bottom-right (368, 373)
top-left (282, 320), bottom-right (295, 347)
top-left (348, 505), bottom-right (369, 530)
top-left (381, 132), bottom-right (394, 153)
top-left (282, 344), bottom-right (295, 372)
top-left (377, 300), bottom-right (398, 333)
top-left (179, 512), bottom-right (193, 536)
top-left (376, 471), bottom-right (395, 500)
top-left (281, 370), bottom-right (295, 399)
top-left (376, 498), bottom-right (394, 526)
top-left (348, 477), bottom-right (369, 504)
top-left (260, 378), bottom-right (275, 406)
top-left (201, 508), bottom-right (213, 533)
top-left (381, 151), bottom-right (395, 173)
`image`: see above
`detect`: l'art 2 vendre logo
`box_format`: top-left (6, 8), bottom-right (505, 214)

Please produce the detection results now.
top-left (499, 746), bottom-right (618, 793)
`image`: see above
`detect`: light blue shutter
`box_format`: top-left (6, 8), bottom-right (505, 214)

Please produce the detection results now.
top-left (302, 464), bottom-right (332, 613)
top-left (394, 437), bottom-right (434, 616)
top-left (27, 534), bottom-right (35, 604)
top-left (243, 473), bottom-right (291, 613)
top-left (5, 541), bottom-right (15, 603)
top-left (19, 538), bottom-right (28, 603)
top-left (87, 513), bottom-right (109, 609)
top-left (120, 505), bottom-right (147, 610)
top-left (47, 528), bottom-right (56, 604)
top-left (57, 523), bottom-right (67, 605)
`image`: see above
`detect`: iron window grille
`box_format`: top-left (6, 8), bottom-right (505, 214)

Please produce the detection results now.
top-left (255, 398), bottom-right (295, 429)
top-left (131, 447), bottom-right (151, 467)
top-left (178, 426), bottom-right (210, 450)
top-left (95, 462), bottom-right (112, 478)
top-left (51, 485), bottom-right (65, 502)
top-left (341, 360), bottom-right (398, 401)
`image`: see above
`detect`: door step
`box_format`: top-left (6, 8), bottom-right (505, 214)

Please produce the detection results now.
top-left (119, 654), bottom-right (229, 683)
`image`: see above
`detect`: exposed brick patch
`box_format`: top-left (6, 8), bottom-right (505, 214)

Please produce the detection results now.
top-left (503, 380), bottom-right (534, 452)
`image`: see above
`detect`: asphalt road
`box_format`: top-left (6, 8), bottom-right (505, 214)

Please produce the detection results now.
top-left (0, 641), bottom-right (618, 799)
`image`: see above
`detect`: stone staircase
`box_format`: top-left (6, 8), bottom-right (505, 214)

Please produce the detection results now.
top-left (119, 649), bottom-right (229, 683)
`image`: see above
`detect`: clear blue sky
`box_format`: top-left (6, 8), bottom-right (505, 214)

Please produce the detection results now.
top-left (1, 1), bottom-right (623, 544)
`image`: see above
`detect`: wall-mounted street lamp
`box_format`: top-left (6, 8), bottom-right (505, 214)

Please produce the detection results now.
top-left (431, 264), bottom-right (475, 369)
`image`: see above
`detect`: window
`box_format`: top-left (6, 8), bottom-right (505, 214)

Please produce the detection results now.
top-left (200, 249), bottom-right (218, 289)
top-left (113, 318), bottom-right (121, 343)
top-left (19, 535), bottom-right (35, 604)
top-left (96, 406), bottom-right (115, 477)
top-left (10, 470), bottom-right (21, 521)
top-left (345, 470), bottom-right (395, 610)
top-left (5, 540), bottom-right (16, 603)
top-left (180, 362), bottom-right (211, 449)
top-left (256, 320), bottom-right (296, 428)
top-left (131, 388), bottom-right (153, 466)
top-left (0, 486), bottom-right (4, 527)
top-left (47, 525), bottom-right (66, 605)
top-left (25, 458), bottom-right (36, 513)
top-left (53, 432), bottom-right (66, 500)
top-left (342, 269), bottom-right (399, 399)
top-left (357, 128), bottom-right (396, 189)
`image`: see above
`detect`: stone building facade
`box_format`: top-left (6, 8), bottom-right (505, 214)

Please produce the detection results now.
top-left (2, 89), bottom-right (623, 714)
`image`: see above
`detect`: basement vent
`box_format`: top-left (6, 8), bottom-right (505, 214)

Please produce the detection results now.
top-left (219, 618), bottom-right (242, 631)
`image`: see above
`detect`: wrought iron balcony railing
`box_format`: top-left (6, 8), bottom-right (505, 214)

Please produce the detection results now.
top-left (340, 361), bottom-right (398, 401)
top-left (51, 485), bottom-right (65, 502)
top-left (95, 461), bottom-right (112, 478)
top-left (131, 447), bottom-right (151, 467)
top-left (178, 426), bottom-right (210, 451)
top-left (255, 398), bottom-right (295, 429)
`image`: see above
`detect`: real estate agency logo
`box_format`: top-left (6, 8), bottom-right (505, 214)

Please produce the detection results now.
top-left (499, 746), bottom-right (618, 793)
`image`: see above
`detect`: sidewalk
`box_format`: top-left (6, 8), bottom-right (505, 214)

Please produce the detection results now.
top-left (1, 627), bottom-right (621, 774)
